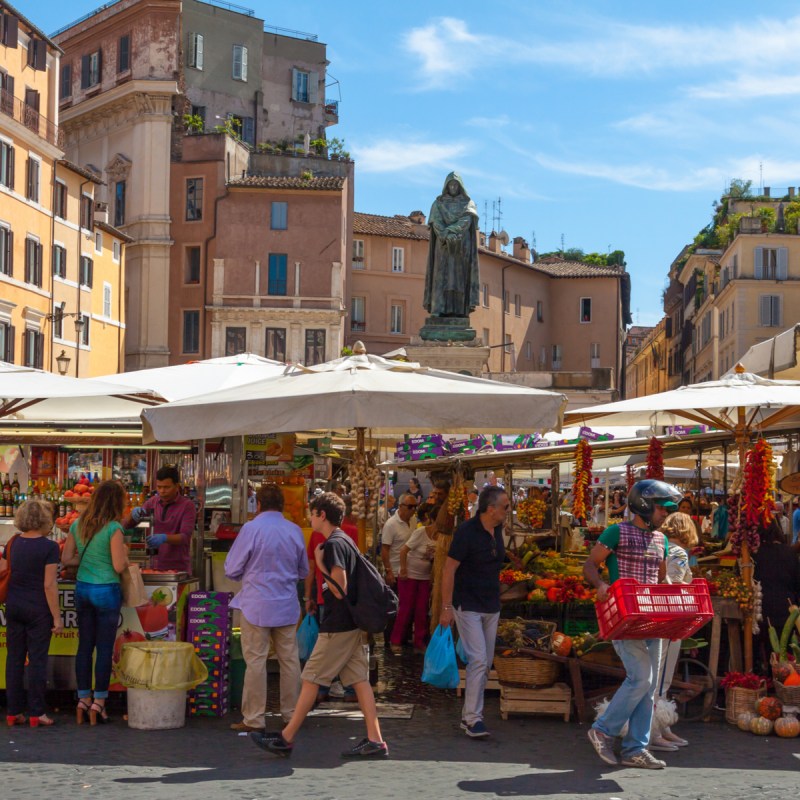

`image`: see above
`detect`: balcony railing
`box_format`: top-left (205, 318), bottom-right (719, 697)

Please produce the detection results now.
top-left (350, 321), bottom-right (366, 332)
top-left (324, 100), bottom-right (339, 117)
top-left (0, 90), bottom-right (62, 147)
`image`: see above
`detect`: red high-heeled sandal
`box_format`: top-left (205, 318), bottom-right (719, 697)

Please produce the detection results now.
top-left (6, 713), bottom-right (27, 726)
top-left (30, 715), bottom-right (55, 728)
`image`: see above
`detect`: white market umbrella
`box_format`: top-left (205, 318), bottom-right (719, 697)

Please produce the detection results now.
top-left (0, 364), bottom-right (160, 421)
top-left (96, 353), bottom-right (288, 402)
top-left (141, 352), bottom-right (567, 442)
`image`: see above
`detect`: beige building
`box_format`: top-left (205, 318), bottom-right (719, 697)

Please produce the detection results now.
top-left (624, 320), bottom-right (667, 399)
top-left (348, 212), bottom-right (630, 384)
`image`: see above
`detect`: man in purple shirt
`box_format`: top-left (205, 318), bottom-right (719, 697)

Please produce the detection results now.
top-left (125, 466), bottom-right (197, 574)
top-left (224, 483), bottom-right (308, 732)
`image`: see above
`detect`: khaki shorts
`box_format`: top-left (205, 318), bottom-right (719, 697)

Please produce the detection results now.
top-left (301, 629), bottom-right (369, 687)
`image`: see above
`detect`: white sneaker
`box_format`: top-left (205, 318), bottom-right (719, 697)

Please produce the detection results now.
top-left (621, 750), bottom-right (666, 769)
top-left (329, 680), bottom-right (345, 698)
top-left (649, 736), bottom-right (678, 752)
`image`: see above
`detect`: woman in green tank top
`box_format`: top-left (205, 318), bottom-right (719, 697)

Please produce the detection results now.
top-left (62, 481), bottom-right (129, 725)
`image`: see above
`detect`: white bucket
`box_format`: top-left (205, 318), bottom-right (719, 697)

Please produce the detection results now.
top-left (127, 688), bottom-right (187, 730)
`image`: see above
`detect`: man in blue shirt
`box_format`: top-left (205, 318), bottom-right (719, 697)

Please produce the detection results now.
top-left (792, 499), bottom-right (800, 545)
top-left (225, 484), bottom-right (308, 732)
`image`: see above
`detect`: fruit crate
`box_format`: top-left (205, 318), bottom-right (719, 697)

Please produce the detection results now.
top-left (561, 603), bottom-right (599, 637)
top-left (596, 578), bottom-right (713, 640)
top-left (500, 682), bottom-right (571, 721)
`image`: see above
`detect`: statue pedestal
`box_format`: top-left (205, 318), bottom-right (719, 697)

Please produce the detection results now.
top-left (406, 337), bottom-right (490, 377)
top-left (419, 316), bottom-right (476, 342)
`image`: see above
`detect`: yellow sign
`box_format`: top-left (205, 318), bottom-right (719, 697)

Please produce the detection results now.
top-left (245, 433), bottom-right (295, 463)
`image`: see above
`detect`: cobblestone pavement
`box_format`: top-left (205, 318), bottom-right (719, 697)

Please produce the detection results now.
top-left (2, 647), bottom-right (799, 800)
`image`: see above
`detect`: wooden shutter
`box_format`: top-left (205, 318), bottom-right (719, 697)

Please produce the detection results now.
top-left (777, 247), bottom-right (788, 280)
top-left (754, 246), bottom-right (763, 279)
top-left (35, 331), bottom-right (43, 369)
top-left (291, 68), bottom-right (299, 100)
top-left (772, 296), bottom-right (781, 327)
top-left (759, 295), bottom-right (771, 326)
top-left (6, 324), bottom-right (14, 363)
top-left (81, 55), bottom-right (90, 89)
top-left (29, 38), bottom-right (46, 71)
top-left (3, 14), bottom-right (18, 48)
top-left (6, 229), bottom-right (12, 277)
top-left (36, 243), bottom-right (43, 286)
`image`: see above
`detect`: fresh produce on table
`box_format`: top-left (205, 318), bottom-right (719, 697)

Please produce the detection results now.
top-left (517, 497), bottom-right (547, 528)
top-left (500, 568), bottom-right (533, 586)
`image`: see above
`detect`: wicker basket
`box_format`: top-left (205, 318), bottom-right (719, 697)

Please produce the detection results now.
top-left (494, 654), bottom-right (559, 689)
top-left (500, 581), bottom-right (530, 602)
top-left (774, 680), bottom-right (800, 707)
top-left (724, 683), bottom-right (766, 725)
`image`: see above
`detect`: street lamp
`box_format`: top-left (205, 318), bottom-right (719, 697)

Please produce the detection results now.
top-left (73, 315), bottom-right (86, 338)
top-left (55, 349), bottom-right (71, 376)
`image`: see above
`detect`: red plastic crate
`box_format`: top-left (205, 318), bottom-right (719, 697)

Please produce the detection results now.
top-left (596, 578), bottom-right (713, 640)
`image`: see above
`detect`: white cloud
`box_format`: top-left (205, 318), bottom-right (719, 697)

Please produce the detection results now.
top-left (466, 114), bottom-right (512, 129)
top-left (688, 73), bottom-right (800, 101)
top-left (353, 138), bottom-right (472, 174)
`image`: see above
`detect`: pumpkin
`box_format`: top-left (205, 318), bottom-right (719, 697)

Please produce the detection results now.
top-left (736, 711), bottom-right (757, 731)
top-left (750, 716), bottom-right (774, 735)
top-left (774, 715), bottom-right (800, 738)
top-left (755, 696), bottom-right (783, 721)
top-left (783, 671), bottom-right (800, 687)
top-left (551, 632), bottom-right (572, 657)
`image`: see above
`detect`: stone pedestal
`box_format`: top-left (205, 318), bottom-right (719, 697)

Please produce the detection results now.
top-left (405, 337), bottom-right (490, 376)
top-left (418, 315), bottom-right (476, 342)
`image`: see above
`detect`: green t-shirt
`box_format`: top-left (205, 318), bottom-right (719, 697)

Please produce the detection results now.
top-left (597, 523), bottom-right (669, 584)
top-left (70, 520), bottom-right (123, 585)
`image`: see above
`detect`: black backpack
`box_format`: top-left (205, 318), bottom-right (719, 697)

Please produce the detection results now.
top-left (326, 531), bottom-right (398, 634)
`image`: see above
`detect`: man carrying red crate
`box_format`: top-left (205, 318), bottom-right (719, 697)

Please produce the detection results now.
top-left (583, 479), bottom-right (682, 770)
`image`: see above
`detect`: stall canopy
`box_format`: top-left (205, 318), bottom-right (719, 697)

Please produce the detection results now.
top-left (732, 324), bottom-right (800, 380)
top-left (142, 352), bottom-right (568, 443)
top-left (97, 353), bottom-right (288, 403)
top-left (0, 361), bottom-right (161, 421)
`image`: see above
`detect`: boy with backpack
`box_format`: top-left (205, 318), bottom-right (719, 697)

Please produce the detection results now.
top-left (251, 492), bottom-right (391, 759)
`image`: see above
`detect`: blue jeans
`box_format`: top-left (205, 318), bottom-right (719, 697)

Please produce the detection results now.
top-left (75, 582), bottom-right (122, 699)
top-left (593, 638), bottom-right (662, 756)
top-left (454, 608), bottom-right (499, 726)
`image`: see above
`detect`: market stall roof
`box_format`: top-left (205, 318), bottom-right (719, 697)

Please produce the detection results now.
top-left (96, 353), bottom-right (288, 402)
top-left (732, 324), bottom-right (800, 380)
top-left (0, 362), bottom-right (161, 421)
top-left (141, 352), bottom-right (568, 443)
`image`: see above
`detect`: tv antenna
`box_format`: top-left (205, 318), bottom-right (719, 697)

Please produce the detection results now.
top-left (560, 233), bottom-right (565, 253)
top-left (483, 201), bottom-right (489, 233)
top-left (491, 197), bottom-right (503, 233)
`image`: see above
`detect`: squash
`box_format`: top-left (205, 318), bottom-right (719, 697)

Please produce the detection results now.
top-left (783, 671), bottom-right (800, 687)
top-left (736, 711), bottom-right (757, 731)
top-left (755, 696), bottom-right (783, 721)
top-left (774, 715), bottom-right (800, 738)
top-left (551, 632), bottom-right (572, 657)
top-left (772, 659), bottom-right (794, 684)
top-left (750, 716), bottom-right (774, 735)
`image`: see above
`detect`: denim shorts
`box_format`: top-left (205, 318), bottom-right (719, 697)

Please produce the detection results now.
top-left (75, 581), bottom-right (122, 611)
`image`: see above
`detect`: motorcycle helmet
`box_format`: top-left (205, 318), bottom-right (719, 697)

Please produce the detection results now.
top-left (626, 479), bottom-right (682, 523)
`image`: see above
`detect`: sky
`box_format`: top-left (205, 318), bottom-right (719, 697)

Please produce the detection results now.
top-left (23, 0), bottom-right (800, 326)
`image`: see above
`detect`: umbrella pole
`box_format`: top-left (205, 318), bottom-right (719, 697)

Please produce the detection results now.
top-left (735, 418), bottom-right (754, 673)
top-left (356, 427), bottom-right (367, 553)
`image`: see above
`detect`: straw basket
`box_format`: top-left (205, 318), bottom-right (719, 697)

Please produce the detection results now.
top-left (494, 654), bottom-right (559, 689)
top-left (500, 581), bottom-right (530, 602)
top-left (774, 680), bottom-right (800, 707)
top-left (724, 683), bottom-right (766, 725)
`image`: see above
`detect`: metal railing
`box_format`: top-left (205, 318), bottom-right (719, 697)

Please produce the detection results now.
top-left (50, 0), bottom-right (123, 37)
top-left (197, 0), bottom-right (255, 17)
top-left (0, 90), bottom-right (62, 147)
top-left (324, 100), bottom-right (339, 116)
top-left (264, 23), bottom-right (318, 41)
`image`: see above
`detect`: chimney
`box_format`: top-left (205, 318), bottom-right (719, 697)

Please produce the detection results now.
top-left (487, 231), bottom-right (502, 253)
top-left (408, 210), bottom-right (426, 225)
top-left (93, 201), bottom-right (109, 224)
top-left (513, 236), bottom-right (531, 263)
top-left (479, 231), bottom-right (487, 247)
top-left (790, 187), bottom-right (796, 198)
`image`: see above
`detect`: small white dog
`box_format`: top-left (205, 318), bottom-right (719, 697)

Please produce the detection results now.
top-left (593, 697), bottom-right (687, 750)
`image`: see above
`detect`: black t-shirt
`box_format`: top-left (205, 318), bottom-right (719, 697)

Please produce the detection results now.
top-left (320, 530), bottom-right (359, 633)
top-left (448, 515), bottom-right (505, 614)
top-left (6, 535), bottom-right (59, 610)
top-left (754, 543), bottom-right (800, 624)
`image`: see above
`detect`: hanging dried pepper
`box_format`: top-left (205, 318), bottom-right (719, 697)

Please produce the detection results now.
top-left (645, 436), bottom-right (664, 480)
top-left (741, 439), bottom-right (775, 529)
top-left (571, 439), bottom-right (593, 523)
top-left (626, 464), bottom-right (635, 492)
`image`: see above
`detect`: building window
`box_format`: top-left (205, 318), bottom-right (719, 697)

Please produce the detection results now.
top-left (183, 311), bottom-right (200, 354)
top-left (54, 181), bottom-right (67, 218)
top-left (232, 44), bottom-right (248, 81)
top-left (95, 231), bottom-right (102, 254)
top-left (80, 194), bottom-right (93, 230)
top-left (27, 37), bottom-right (46, 71)
top-left (114, 180), bottom-right (126, 226)
top-left (514, 293), bottom-right (521, 316)
top-left (390, 303), bottom-right (403, 334)
top-left (103, 282), bottom-right (112, 318)
top-left (0, 225), bottom-right (12, 276)
top-left (24, 237), bottom-right (42, 287)
top-left (185, 246), bottom-right (201, 283)
top-left (265, 327), bottom-right (286, 362)
top-left (352, 239), bottom-right (364, 269)
top-left (52, 244), bottom-right (66, 278)
top-left (25, 156), bottom-right (39, 202)
top-left (580, 297), bottom-right (592, 323)
top-left (754, 246), bottom-right (787, 281)
top-left (80, 314), bottom-right (90, 346)
top-left (190, 105), bottom-right (205, 125)
top-left (540, 345), bottom-right (547, 366)
top-left (268, 253), bottom-right (288, 295)
top-left (23, 88), bottom-right (39, 133)
top-left (79, 255), bottom-right (93, 287)
top-left (0, 141), bottom-right (14, 189)
top-left (503, 290), bottom-right (509, 313)
top-left (590, 342), bottom-right (600, 368)
top-left (80, 50), bottom-right (102, 89)
top-left (188, 33), bottom-right (203, 70)
top-left (225, 326), bottom-right (246, 356)
top-left (759, 295), bottom-right (781, 327)
top-left (0, 319), bottom-right (13, 362)
top-left (113, 241), bottom-right (120, 263)
top-left (536, 300), bottom-right (544, 323)
top-left (292, 69), bottom-right (310, 103)
top-left (552, 344), bottom-right (562, 370)
top-left (186, 178), bottom-right (203, 221)
top-left (351, 296), bottom-right (366, 332)
top-left (482, 283), bottom-right (489, 307)
top-left (270, 202), bottom-right (288, 230)
top-left (304, 329), bottom-right (326, 365)
top-left (118, 34), bottom-right (130, 73)
top-left (525, 340), bottom-right (532, 360)
top-left (391, 247), bottom-right (404, 273)
top-left (60, 64), bottom-right (72, 100)
top-left (52, 304), bottom-right (64, 339)
top-left (23, 329), bottom-right (43, 368)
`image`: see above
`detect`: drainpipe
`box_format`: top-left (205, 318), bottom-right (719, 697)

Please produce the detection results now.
top-left (49, 163), bottom-right (58, 373)
top-left (616, 276), bottom-right (623, 398)
top-left (202, 183), bottom-right (228, 358)
top-left (501, 263), bottom-right (512, 372)
top-left (117, 241), bottom-right (123, 372)
top-left (76, 178), bottom-right (91, 377)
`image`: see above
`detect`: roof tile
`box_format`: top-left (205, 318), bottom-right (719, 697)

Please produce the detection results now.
top-left (354, 212), bottom-right (430, 240)
top-left (228, 175), bottom-right (345, 190)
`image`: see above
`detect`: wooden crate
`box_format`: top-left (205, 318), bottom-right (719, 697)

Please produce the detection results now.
top-left (457, 668), bottom-right (500, 697)
top-left (500, 682), bottom-right (571, 721)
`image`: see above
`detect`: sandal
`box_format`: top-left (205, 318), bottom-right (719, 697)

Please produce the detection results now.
top-left (30, 715), bottom-right (55, 728)
top-left (76, 698), bottom-right (92, 725)
top-left (6, 713), bottom-right (27, 727)
top-left (89, 701), bottom-right (111, 725)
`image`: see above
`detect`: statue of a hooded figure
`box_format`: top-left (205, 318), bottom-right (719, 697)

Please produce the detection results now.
top-left (421, 173), bottom-right (480, 341)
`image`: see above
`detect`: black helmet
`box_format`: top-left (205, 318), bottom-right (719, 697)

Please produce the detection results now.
top-left (627, 480), bottom-right (682, 522)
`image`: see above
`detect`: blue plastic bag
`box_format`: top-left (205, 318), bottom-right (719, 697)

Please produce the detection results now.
top-left (455, 636), bottom-right (468, 665)
top-left (296, 613), bottom-right (319, 661)
top-left (422, 625), bottom-right (460, 689)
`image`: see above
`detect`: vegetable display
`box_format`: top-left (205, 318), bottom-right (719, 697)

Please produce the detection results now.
top-left (571, 440), bottom-right (593, 523)
top-left (645, 436), bottom-right (664, 480)
top-left (349, 449), bottom-right (382, 519)
top-left (517, 497), bottom-right (547, 528)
